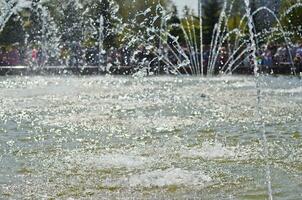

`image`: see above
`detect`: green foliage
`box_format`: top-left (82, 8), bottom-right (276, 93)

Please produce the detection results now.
top-left (81, 0), bottom-right (121, 49)
top-left (60, 0), bottom-right (84, 43)
top-left (1, 0), bottom-right (173, 49)
top-left (2, 0), bottom-right (301, 51)
top-left (0, 14), bottom-right (25, 45)
top-left (116, 0), bottom-right (171, 49)
top-left (280, 0), bottom-right (302, 42)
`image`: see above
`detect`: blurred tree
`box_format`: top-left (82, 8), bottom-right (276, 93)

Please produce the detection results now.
top-left (280, 0), bottom-right (302, 42)
top-left (182, 5), bottom-right (191, 18)
top-left (26, 0), bottom-right (43, 45)
top-left (169, 5), bottom-right (181, 25)
top-left (60, 0), bottom-right (84, 44)
top-left (227, 0), bottom-right (243, 30)
top-left (116, 0), bottom-right (172, 49)
top-left (1, 0), bottom-right (173, 50)
top-left (120, 0), bottom-right (170, 23)
top-left (82, 0), bottom-right (122, 50)
top-left (167, 5), bottom-right (185, 46)
top-left (250, 0), bottom-right (270, 33)
top-left (167, 5), bottom-right (186, 50)
top-left (202, 0), bottom-right (222, 45)
top-left (0, 14), bottom-right (25, 45)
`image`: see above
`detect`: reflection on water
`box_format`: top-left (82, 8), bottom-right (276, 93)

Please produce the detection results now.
top-left (0, 75), bottom-right (301, 199)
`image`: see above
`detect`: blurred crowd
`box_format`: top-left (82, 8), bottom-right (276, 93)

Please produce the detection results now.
top-left (0, 43), bottom-right (45, 67)
top-left (257, 44), bottom-right (302, 72)
top-left (1, 42), bottom-right (302, 74)
top-left (0, 44), bottom-right (21, 66)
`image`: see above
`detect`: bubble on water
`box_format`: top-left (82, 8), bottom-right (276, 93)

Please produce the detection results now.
top-left (6, 140), bottom-right (15, 147)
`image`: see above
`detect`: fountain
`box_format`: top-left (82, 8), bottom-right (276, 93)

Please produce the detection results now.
top-left (0, 0), bottom-right (31, 32)
top-left (0, 0), bottom-right (301, 75)
top-left (0, 0), bottom-right (302, 199)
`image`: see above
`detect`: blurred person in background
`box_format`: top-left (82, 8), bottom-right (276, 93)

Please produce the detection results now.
top-left (0, 46), bottom-right (8, 66)
top-left (7, 43), bottom-right (21, 66)
top-left (295, 43), bottom-right (302, 73)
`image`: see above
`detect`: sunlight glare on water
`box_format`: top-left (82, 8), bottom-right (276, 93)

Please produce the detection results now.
top-left (0, 75), bottom-right (302, 199)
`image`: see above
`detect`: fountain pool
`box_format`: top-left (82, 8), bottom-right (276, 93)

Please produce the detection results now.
top-left (0, 75), bottom-right (301, 199)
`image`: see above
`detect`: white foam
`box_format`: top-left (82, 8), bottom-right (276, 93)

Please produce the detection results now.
top-left (93, 154), bottom-right (149, 168)
top-left (180, 142), bottom-right (236, 160)
top-left (65, 153), bottom-right (150, 169)
top-left (264, 87), bottom-right (302, 94)
top-left (128, 168), bottom-right (212, 187)
top-left (232, 81), bottom-right (255, 88)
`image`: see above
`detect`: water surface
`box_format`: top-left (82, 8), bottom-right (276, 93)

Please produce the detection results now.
top-left (0, 75), bottom-right (301, 199)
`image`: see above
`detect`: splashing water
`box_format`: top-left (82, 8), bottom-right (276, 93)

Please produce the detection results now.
top-left (1, 0), bottom-right (301, 75)
top-left (1, 0), bottom-right (302, 199)
top-left (1, 76), bottom-right (302, 199)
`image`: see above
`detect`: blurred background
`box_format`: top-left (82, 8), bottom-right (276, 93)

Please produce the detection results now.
top-left (0, 0), bottom-right (301, 73)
